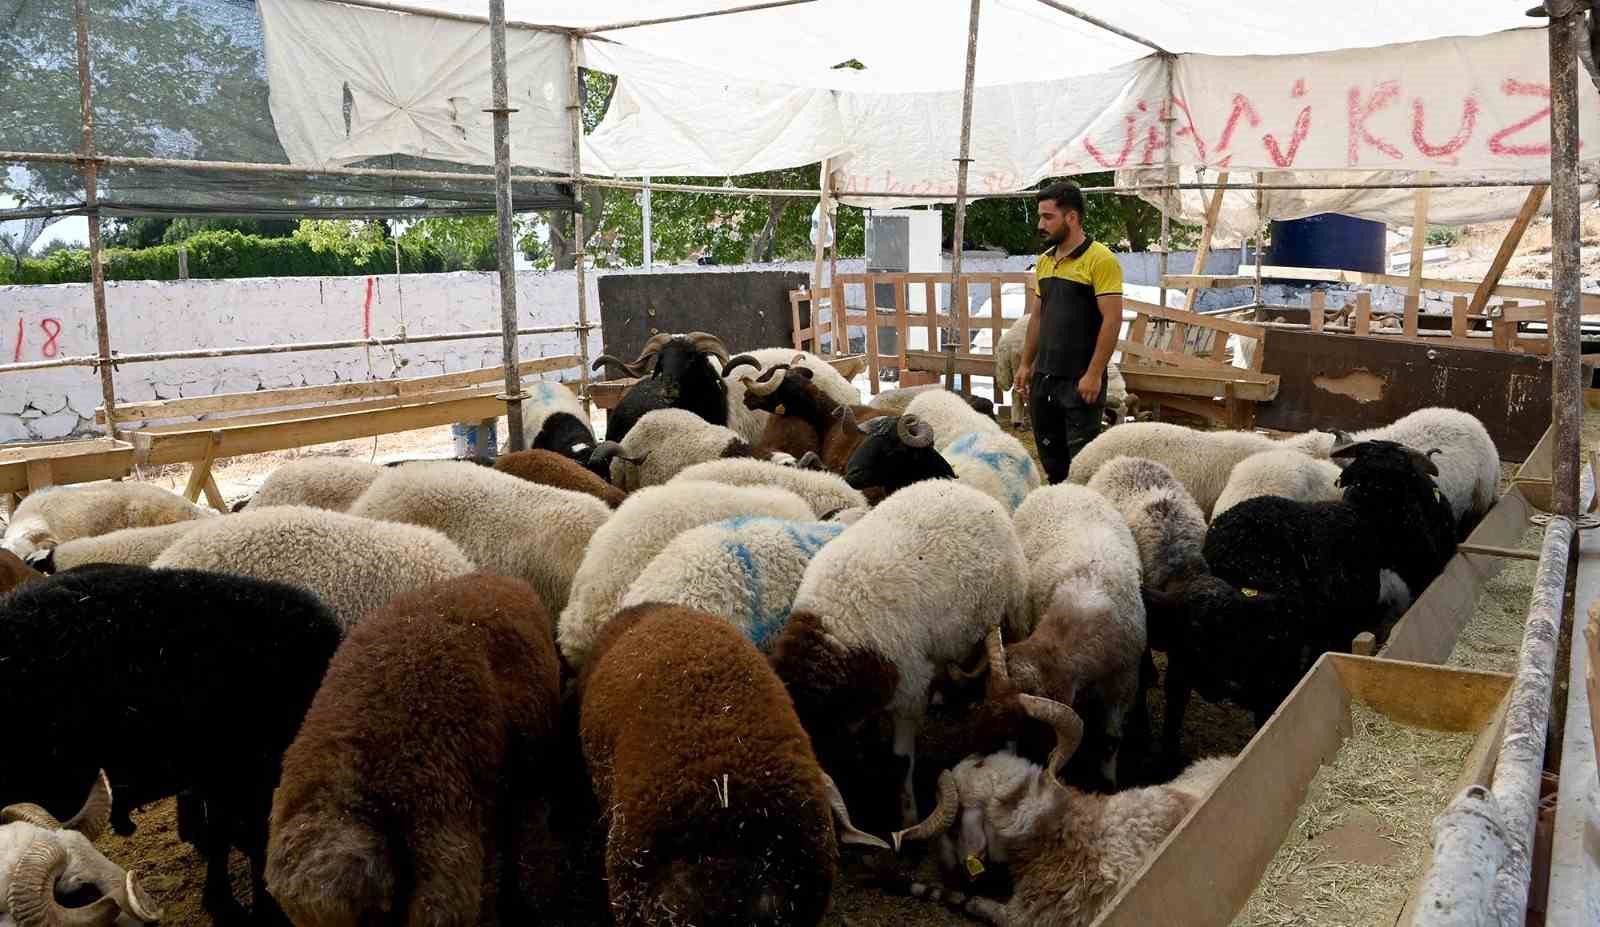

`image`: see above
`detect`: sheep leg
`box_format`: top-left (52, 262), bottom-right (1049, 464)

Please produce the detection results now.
top-left (1098, 703), bottom-right (1129, 789)
top-left (963, 896), bottom-right (1014, 926)
top-left (894, 716), bottom-right (919, 828)
top-left (409, 820), bottom-right (487, 927)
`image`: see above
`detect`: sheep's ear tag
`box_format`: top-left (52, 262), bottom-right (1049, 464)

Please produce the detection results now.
top-left (775, 403), bottom-right (786, 416)
top-left (1434, 488), bottom-right (1443, 503)
top-left (1241, 587), bottom-right (1260, 598)
top-left (965, 854), bottom-right (986, 878)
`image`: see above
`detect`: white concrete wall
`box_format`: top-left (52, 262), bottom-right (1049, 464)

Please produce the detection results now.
top-left (0, 248), bottom-right (1236, 442)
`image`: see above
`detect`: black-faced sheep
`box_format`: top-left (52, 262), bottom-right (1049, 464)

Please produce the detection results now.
top-left (841, 415), bottom-right (956, 502)
top-left (893, 751), bottom-right (1231, 927)
top-left (236, 458), bottom-right (387, 513)
top-left (1067, 422), bottom-right (1281, 518)
top-left (740, 365), bottom-right (889, 472)
top-left (592, 332), bottom-right (737, 441)
top-left (2, 482), bottom-right (216, 560)
top-left (578, 602), bottom-right (886, 927)
top-left (493, 448), bottom-right (628, 508)
top-left (670, 458), bottom-right (866, 519)
top-left (1, 773), bottom-right (163, 927)
top-left (267, 574), bottom-right (562, 927)
top-left (25, 521), bottom-right (206, 575)
top-left (521, 379), bottom-right (604, 474)
top-left (840, 407), bottom-right (1039, 512)
top-left (721, 349), bottom-right (862, 447)
top-left (152, 506), bottom-right (474, 630)
top-left (0, 565), bottom-right (342, 923)
top-left (769, 480), bottom-right (1029, 828)
top-left (348, 461), bottom-right (610, 615)
top-left (557, 480), bottom-right (814, 671)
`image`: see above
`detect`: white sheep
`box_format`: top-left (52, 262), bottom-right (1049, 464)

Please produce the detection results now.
top-left (28, 520), bottom-right (207, 573)
top-left (242, 458), bottom-right (387, 512)
top-left (1068, 422), bottom-right (1281, 518)
top-left (1211, 448), bottom-right (1344, 519)
top-left (519, 379), bottom-right (588, 444)
top-left (594, 408), bottom-right (751, 491)
top-left (894, 751), bottom-right (1232, 927)
top-left (1280, 407), bottom-right (1500, 531)
top-left (619, 516), bottom-right (846, 651)
top-left (1001, 483), bottom-right (1146, 785)
top-left (1084, 456), bottom-right (1208, 597)
top-left (770, 480), bottom-right (1029, 826)
top-left (2, 482), bottom-right (216, 560)
top-left (557, 480), bottom-right (814, 670)
top-left (347, 461), bottom-right (610, 615)
top-left (940, 429), bottom-right (1043, 513)
top-left (153, 506), bottom-right (474, 630)
top-left (670, 458), bottom-right (866, 518)
top-left (905, 389), bottom-right (1003, 451)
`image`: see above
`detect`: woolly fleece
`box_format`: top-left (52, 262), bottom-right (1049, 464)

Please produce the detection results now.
top-left (671, 458), bottom-right (866, 518)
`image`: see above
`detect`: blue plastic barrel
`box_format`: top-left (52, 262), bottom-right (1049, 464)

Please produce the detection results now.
top-left (1266, 213), bottom-right (1387, 274)
top-left (451, 422), bottom-right (499, 460)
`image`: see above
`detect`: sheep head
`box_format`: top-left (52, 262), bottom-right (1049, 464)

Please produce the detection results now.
top-left (842, 414), bottom-right (950, 500)
top-left (592, 332), bottom-right (731, 379)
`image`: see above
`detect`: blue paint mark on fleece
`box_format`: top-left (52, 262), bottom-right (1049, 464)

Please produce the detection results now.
top-left (709, 518), bottom-right (845, 650)
top-left (944, 431), bottom-right (1039, 510)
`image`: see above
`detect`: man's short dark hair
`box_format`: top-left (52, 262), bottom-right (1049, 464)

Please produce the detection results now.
top-left (1037, 181), bottom-right (1087, 220)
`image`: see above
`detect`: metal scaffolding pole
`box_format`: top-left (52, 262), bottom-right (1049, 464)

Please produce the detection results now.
top-left (1157, 55), bottom-right (1177, 313)
top-left (568, 33), bottom-right (594, 415)
top-left (949, 0), bottom-right (982, 353)
top-left (72, 0), bottom-right (119, 438)
top-left (1548, 2), bottom-right (1585, 518)
top-left (488, 0), bottom-right (527, 453)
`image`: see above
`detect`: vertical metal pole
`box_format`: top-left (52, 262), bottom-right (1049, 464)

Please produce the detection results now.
top-left (1253, 184), bottom-right (1265, 307)
top-left (1157, 54), bottom-right (1176, 311)
top-left (72, 0), bottom-right (118, 437)
top-left (642, 174), bottom-right (653, 270)
top-left (949, 0), bottom-right (981, 349)
top-left (567, 33), bottom-right (593, 415)
top-left (487, 0), bottom-right (526, 452)
top-left (1548, 4), bottom-right (1584, 518)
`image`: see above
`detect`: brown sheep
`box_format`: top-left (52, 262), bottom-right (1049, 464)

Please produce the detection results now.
top-left (0, 549), bottom-right (41, 596)
top-left (578, 602), bottom-right (887, 927)
top-left (266, 573), bottom-right (562, 927)
top-left (494, 448), bottom-right (627, 508)
top-left (742, 366), bottom-right (889, 475)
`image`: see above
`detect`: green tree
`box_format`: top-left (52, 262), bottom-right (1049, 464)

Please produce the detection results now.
top-left (947, 173), bottom-right (1199, 255)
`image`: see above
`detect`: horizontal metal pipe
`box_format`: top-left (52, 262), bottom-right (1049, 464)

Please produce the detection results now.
top-left (0, 149), bottom-right (574, 187)
top-left (0, 324), bottom-right (590, 374)
top-left (301, 0), bottom-right (569, 33)
top-left (1032, 0), bottom-right (1169, 54)
top-left (579, 0), bottom-right (818, 35)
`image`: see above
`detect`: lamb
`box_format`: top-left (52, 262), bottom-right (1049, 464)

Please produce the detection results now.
top-left (493, 448), bottom-right (627, 508)
top-left (670, 458), bottom-right (866, 518)
top-left (348, 461), bottom-right (609, 614)
top-left (557, 480), bottom-right (814, 670)
top-left (1, 774), bottom-right (162, 927)
top-left (769, 480), bottom-right (1029, 827)
top-left (992, 484), bottom-right (1146, 787)
top-left (0, 550), bottom-right (40, 596)
top-left (1211, 447), bottom-right (1343, 519)
top-left (620, 516), bottom-right (845, 650)
top-left (24, 521), bottom-right (206, 574)
top-left (0, 565), bottom-right (342, 923)
top-left (592, 332), bottom-right (737, 441)
top-left (2, 482), bottom-right (217, 560)
top-left (1068, 422), bottom-right (1281, 518)
top-left (153, 506), bottom-right (474, 630)
top-left (236, 457), bottom-right (386, 513)
top-left (1280, 406), bottom-right (1500, 534)
top-left (267, 574), bottom-right (562, 927)
top-left (590, 408), bottom-right (758, 491)
top-left (578, 602), bottom-right (885, 927)
top-left (893, 750), bottom-right (1231, 927)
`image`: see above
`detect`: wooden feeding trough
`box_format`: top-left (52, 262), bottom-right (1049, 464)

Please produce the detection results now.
top-left (1092, 654), bottom-right (1512, 927)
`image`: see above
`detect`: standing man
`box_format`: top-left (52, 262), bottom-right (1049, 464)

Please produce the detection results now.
top-left (1013, 181), bottom-right (1123, 484)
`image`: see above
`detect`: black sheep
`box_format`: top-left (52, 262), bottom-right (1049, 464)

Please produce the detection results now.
top-left (1339, 441), bottom-right (1458, 601)
top-left (531, 410), bottom-right (611, 478)
top-left (591, 332), bottom-right (743, 441)
top-left (0, 564), bottom-right (343, 925)
top-left (842, 414), bottom-right (956, 501)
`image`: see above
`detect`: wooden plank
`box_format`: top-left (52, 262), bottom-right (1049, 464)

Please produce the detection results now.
top-left (955, 278), bottom-right (970, 392)
top-left (864, 280), bottom-right (881, 395)
top-left (895, 279), bottom-right (911, 372)
top-left (1381, 487), bottom-right (1533, 664)
top-left (903, 349), bottom-right (994, 379)
top-left (201, 475), bottom-right (226, 512)
top-left (1127, 300), bottom-right (1267, 339)
top-left (1148, 395), bottom-right (1234, 426)
top-left (790, 289), bottom-right (805, 350)
top-left (1182, 172), bottom-right (1230, 314)
top-left (1162, 274), bottom-right (1257, 289)
top-left (1494, 300), bottom-right (1516, 352)
top-left (1121, 367), bottom-right (1280, 402)
top-left (1308, 291), bottom-right (1325, 333)
top-left (1513, 422), bottom-right (1556, 510)
top-left (1500, 302), bottom-right (1553, 323)
top-left (24, 459), bottom-right (53, 493)
top-left (1405, 187), bottom-right (1430, 338)
top-left (830, 276), bottom-right (846, 357)
top-left (182, 432), bottom-right (222, 504)
top-left (1353, 292), bottom-right (1372, 336)
top-left (1451, 295), bottom-right (1471, 343)
top-left (1469, 185), bottom-right (1549, 318)
top-left (925, 282), bottom-right (938, 355)
top-left (98, 356), bottom-right (579, 425)
top-left (1116, 339), bottom-right (1259, 376)
top-left (989, 276), bottom-right (1004, 363)
top-left (1125, 314), bottom-right (1150, 367)
top-left (0, 444), bottom-right (136, 496)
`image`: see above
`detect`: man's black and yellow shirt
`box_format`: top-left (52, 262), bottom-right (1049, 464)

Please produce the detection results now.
top-left (1030, 237), bottom-right (1123, 380)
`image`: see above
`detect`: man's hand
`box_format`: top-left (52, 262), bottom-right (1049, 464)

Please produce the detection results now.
top-left (1013, 363), bottom-right (1033, 401)
top-left (1076, 369), bottom-right (1102, 405)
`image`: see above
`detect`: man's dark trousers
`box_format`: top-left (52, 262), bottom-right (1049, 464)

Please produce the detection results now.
top-left (1029, 371), bottom-right (1104, 485)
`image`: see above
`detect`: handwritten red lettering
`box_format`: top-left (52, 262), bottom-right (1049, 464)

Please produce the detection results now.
top-left (362, 277), bottom-right (373, 338)
top-left (1083, 113), bottom-right (1138, 168)
top-left (38, 319), bottom-right (61, 359)
top-left (1348, 81), bottom-right (1403, 165)
top-left (1217, 94), bottom-right (1261, 159)
top-left (1291, 79), bottom-right (1307, 99)
top-left (12, 318), bottom-right (20, 363)
top-left (1411, 96), bottom-right (1479, 161)
top-left (1140, 102), bottom-right (1170, 166)
top-left (1263, 107), bottom-right (1312, 167)
top-left (1489, 79), bottom-right (1555, 157)
top-left (1170, 96), bottom-right (1210, 163)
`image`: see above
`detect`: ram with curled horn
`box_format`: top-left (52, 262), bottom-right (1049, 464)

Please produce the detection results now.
top-left (591, 331), bottom-right (735, 443)
top-left (739, 366), bottom-right (894, 475)
top-left (1, 772), bottom-right (163, 927)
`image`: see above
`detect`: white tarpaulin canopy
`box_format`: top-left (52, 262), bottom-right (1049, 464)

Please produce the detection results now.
top-left (256, 0), bottom-right (1597, 224)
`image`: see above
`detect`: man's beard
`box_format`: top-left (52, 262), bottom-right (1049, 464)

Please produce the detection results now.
top-left (1039, 226), bottom-right (1068, 246)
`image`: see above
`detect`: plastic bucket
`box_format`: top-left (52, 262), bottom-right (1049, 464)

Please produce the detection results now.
top-left (451, 421), bottom-right (499, 460)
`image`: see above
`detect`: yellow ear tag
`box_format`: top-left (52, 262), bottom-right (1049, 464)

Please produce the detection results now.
top-left (775, 404), bottom-right (786, 415)
top-left (1435, 488), bottom-right (1442, 502)
top-left (965, 854), bottom-right (986, 878)
top-left (1241, 587), bottom-right (1260, 598)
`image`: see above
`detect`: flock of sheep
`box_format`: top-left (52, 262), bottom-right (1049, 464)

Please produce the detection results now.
top-left (0, 328), bottom-right (1500, 927)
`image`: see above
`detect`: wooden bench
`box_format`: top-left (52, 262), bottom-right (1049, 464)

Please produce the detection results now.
top-left (0, 437), bottom-right (137, 514)
top-left (101, 356), bottom-right (579, 510)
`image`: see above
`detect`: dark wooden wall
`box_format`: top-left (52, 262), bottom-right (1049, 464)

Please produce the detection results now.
top-left (595, 272), bottom-right (806, 376)
top-left (1255, 329), bottom-right (1551, 460)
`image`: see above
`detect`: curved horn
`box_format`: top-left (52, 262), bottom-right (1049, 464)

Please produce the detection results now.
top-left (1018, 694), bottom-right (1085, 786)
top-left (120, 873), bottom-right (161, 923)
top-left (7, 840), bottom-right (123, 927)
top-left (63, 772), bottom-right (112, 840)
top-left (891, 771), bottom-right (959, 851)
top-left (684, 331), bottom-right (731, 363)
top-left (820, 774), bottom-right (890, 850)
top-left (722, 353), bottom-right (762, 378)
top-left (986, 628), bottom-right (1009, 689)
top-left (897, 414), bottom-right (934, 449)
top-left (744, 365), bottom-right (790, 398)
top-left (1, 803), bottom-right (61, 830)
top-left (797, 451), bottom-right (823, 471)
top-left (590, 353), bottom-right (650, 378)
top-left (1419, 447), bottom-right (1443, 476)
top-left (589, 441), bottom-right (625, 481)
top-left (841, 405), bottom-right (870, 436)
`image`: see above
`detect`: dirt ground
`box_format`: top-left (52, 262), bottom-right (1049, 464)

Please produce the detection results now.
top-left (1425, 210), bottom-right (1600, 285)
